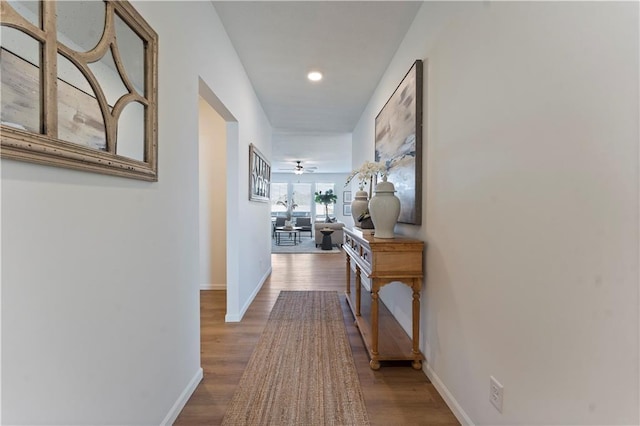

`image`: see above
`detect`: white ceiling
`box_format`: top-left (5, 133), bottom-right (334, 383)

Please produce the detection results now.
top-left (212, 1), bottom-right (422, 173)
top-left (272, 131), bottom-right (353, 174)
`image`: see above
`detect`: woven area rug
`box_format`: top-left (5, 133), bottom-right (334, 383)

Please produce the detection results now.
top-left (222, 291), bottom-right (370, 425)
top-left (271, 236), bottom-right (341, 254)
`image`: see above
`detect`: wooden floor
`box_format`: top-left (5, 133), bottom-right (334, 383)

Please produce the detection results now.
top-left (175, 251), bottom-right (459, 425)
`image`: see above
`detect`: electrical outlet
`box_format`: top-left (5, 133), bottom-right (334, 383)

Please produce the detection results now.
top-left (490, 376), bottom-right (503, 413)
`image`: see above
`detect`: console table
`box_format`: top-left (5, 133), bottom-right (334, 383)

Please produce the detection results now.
top-left (343, 227), bottom-right (424, 370)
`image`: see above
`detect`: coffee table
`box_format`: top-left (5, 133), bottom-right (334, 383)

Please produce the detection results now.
top-left (275, 227), bottom-right (301, 246)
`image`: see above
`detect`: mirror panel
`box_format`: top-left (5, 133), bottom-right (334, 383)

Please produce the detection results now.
top-left (114, 13), bottom-right (144, 95)
top-left (87, 48), bottom-right (127, 109)
top-left (57, 54), bottom-right (106, 151)
top-left (0, 27), bottom-right (41, 133)
top-left (6, 0), bottom-right (40, 28)
top-left (116, 101), bottom-right (144, 161)
top-left (56, 0), bottom-right (105, 53)
top-left (57, 51), bottom-right (92, 95)
top-left (0, 23), bottom-right (39, 67)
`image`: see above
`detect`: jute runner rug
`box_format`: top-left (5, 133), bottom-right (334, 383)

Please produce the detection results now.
top-left (222, 291), bottom-right (370, 425)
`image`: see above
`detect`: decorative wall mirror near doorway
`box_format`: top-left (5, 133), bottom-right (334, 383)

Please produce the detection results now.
top-left (0, 0), bottom-right (159, 181)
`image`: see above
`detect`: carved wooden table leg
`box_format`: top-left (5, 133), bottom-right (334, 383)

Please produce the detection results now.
top-left (345, 253), bottom-right (351, 295)
top-left (411, 280), bottom-right (422, 370)
top-left (355, 266), bottom-right (362, 316)
top-left (370, 284), bottom-right (381, 370)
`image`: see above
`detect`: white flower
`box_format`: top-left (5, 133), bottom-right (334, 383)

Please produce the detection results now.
top-left (345, 161), bottom-right (388, 189)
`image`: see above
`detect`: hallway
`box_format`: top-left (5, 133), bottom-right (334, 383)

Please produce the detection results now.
top-left (175, 252), bottom-right (458, 425)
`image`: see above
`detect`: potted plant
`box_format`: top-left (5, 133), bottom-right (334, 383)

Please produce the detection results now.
top-left (276, 196), bottom-right (298, 221)
top-left (314, 189), bottom-right (338, 222)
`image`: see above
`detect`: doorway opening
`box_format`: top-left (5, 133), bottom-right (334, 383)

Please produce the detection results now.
top-left (198, 78), bottom-right (239, 320)
top-left (198, 96), bottom-right (227, 290)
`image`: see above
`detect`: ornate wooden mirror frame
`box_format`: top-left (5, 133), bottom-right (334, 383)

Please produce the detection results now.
top-left (0, 0), bottom-right (158, 181)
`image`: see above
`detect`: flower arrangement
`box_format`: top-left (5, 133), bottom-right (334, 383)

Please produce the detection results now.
top-left (276, 195), bottom-right (298, 220)
top-left (345, 161), bottom-right (388, 193)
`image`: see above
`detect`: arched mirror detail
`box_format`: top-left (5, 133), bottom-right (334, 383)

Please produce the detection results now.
top-left (0, 0), bottom-right (158, 181)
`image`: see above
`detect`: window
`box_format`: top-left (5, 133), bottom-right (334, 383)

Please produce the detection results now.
top-left (270, 182), bottom-right (312, 218)
top-left (270, 183), bottom-right (287, 215)
top-left (271, 182), bottom-right (339, 220)
top-left (315, 183), bottom-right (335, 218)
top-left (292, 183), bottom-right (311, 217)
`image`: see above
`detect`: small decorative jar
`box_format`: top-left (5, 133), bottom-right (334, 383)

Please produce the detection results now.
top-left (368, 177), bottom-right (400, 238)
top-left (351, 190), bottom-right (369, 228)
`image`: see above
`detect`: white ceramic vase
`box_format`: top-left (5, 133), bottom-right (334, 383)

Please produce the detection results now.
top-left (369, 178), bottom-right (400, 238)
top-left (351, 190), bottom-right (369, 227)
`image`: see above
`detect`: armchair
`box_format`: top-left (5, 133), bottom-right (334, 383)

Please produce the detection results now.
top-left (295, 217), bottom-right (312, 238)
top-left (272, 217), bottom-right (286, 238)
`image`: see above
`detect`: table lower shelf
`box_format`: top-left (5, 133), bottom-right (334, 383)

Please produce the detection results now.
top-left (345, 288), bottom-right (423, 368)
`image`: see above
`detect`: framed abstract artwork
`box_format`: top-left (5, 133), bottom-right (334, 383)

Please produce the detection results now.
top-left (375, 59), bottom-right (423, 225)
top-left (249, 143), bottom-right (271, 202)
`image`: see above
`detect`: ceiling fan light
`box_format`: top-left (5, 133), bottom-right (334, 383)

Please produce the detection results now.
top-left (294, 168), bottom-right (304, 175)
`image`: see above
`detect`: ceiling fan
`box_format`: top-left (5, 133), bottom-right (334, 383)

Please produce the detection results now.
top-left (279, 161), bottom-right (316, 175)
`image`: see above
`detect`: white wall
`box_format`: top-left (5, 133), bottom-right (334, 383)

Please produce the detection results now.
top-left (198, 96), bottom-right (227, 290)
top-left (1, 1), bottom-right (272, 424)
top-left (352, 2), bottom-right (639, 425)
top-left (271, 172), bottom-right (354, 227)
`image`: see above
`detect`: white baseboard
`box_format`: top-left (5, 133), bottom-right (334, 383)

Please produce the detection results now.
top-left (225, 266), bottom-right (272, 322)
top-left (200, 283), bottom-right (226, 290)
top-left (424, 363), bottom-right (474, 426)
top-left (160, 367), bottom-right (203, 426)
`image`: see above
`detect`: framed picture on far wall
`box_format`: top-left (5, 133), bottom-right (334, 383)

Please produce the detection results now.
top-left (343, 204), bottom-right (352, 216)
top-left (375, 59), bottom-right (423, 225)
top-left (343, 191), bottom-right (352, 203)
top-left (249, 143), bottom-right (271, 202)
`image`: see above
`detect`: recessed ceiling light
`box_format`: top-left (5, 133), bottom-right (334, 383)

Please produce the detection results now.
top-left (307, 71), bottom-right (322, 82)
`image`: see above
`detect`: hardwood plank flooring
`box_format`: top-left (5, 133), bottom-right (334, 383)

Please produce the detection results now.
top-left (175, 251), bottom-right (459, 425)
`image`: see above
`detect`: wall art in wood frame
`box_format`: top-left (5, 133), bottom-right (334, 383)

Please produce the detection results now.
top-left (249, 143), bottom-right (271, 202)
top-left (375, 59), bottom-right (423, 225)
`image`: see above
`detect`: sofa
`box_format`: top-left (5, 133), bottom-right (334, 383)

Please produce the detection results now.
top-left (314, 222), bottom-right (345, 248)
